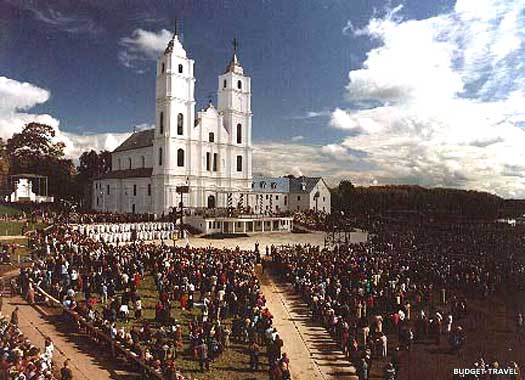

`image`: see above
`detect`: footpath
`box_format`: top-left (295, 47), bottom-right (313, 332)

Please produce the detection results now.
top-left (258, 265), bottom-right (358, 380)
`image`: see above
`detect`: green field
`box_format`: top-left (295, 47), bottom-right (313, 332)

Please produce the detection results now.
top-left (0, 221), bottom-right (47, 236)
top-left (0, 237), bottom-right (32, 275)
top-left (0, 205), bottom-right (22, 217)
top-left (88, 275), bottom-right (269, 380)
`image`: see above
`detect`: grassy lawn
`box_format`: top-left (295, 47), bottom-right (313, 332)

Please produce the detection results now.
top-left (0, 237), bottom-right (32, 275)
top-left (0, 205), bottom-right (22, 217)
top-left (88, 275), bottom-right (269, 380)
top-left (0, 221), bottom-right (47, 236)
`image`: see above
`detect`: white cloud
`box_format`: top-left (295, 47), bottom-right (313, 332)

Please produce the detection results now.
top-left (0, 76), bottom-right (129, 159)
top-left (326, 0), bottom-right (525, 198)
top-left (290, 135), bottom-right (305, 142)
top-left (21, 3), bottom-right (102, 35)
top-left (119, 29), bottom-right (173, 71)
top-left (289, 110), bottom-right (331, 120)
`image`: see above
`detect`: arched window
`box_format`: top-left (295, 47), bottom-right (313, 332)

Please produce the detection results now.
top-left (223, 79), bottom-right (227, 88)
top-left (237, 80), bottom-right (242, 90)
top-left (128, 157), bottom-right (132, 169)
top-left (209, 132), bottom-right (215, 143)
top-left (236, 155), bottom-right (242, 172)
top-left (159, 147), bottom-right (163, 166)
top-left (159, 111), bottom-right (164, 134)
top-left (177, 113), bottom-right (184, 135)
top-left (161, 63), bottom-right (165, 73)
top-left (177, 148), bottom-right (184, 167)
top-left (178, 64), bottom-right (183, 74)
top-left (141, 156), bottom-right (145, 168)
top-left (236, 123), bottom-right (242, 144)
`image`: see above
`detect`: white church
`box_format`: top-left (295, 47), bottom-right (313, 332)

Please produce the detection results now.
top-left (92, 29), bottom-right (331, 230)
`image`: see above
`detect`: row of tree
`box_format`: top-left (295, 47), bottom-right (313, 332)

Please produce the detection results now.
top-left (0, 123), bottom-right (111, 206)
top-left (331, 180), bottom-right (504, 220)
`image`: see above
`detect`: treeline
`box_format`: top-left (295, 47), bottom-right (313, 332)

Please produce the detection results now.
top-left (0, 122), bottom-right (111, 207)
top-left (331, 180), bottom-right (504, 220)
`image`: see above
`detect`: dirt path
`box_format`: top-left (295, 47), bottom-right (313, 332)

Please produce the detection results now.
top-left (258, 266), bottom-right (358, 380)
top-left (0, 235), bottom-right (25, 240)
top-left (2, 296), bottom-right (139, 380)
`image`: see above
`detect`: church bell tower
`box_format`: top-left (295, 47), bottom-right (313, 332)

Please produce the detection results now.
top-left (152, 25), bottom-right (196, 215)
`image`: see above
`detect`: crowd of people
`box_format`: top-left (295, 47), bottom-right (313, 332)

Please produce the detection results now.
top-left (15, 224), bottom-right (290, 380)
top-left (292, 210), bottom-right (329, 231)
top-left (0, 308), bottom-right (62, 380)
top-left (270, 221), bottom-right (525, 380)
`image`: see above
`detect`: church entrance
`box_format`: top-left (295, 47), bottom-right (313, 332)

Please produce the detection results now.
top-left (207, 195), bottom-right (216, 209)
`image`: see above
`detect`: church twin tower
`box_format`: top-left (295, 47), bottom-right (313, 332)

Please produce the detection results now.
top-left (152, 30), bottom-right (253, 213)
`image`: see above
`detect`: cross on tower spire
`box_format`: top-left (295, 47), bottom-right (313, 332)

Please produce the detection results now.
top-left (232, 38), bottom-right (238, 55)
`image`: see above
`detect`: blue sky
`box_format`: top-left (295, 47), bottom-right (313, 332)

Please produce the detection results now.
top-left (1, 0), bottom-right (525, 197)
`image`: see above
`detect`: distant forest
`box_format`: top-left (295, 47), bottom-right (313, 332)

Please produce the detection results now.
top-left (331, 180), bottom-right (525, 220)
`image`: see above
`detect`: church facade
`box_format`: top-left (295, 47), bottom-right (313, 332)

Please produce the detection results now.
top-left (93, 31), bottom-right (252, 216)
top-left (92, 30), bottom-right (331, 218)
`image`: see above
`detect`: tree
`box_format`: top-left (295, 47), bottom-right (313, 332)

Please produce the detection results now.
top-left (6, 122), bottom-right (76, 201)
top-left (0, 138), bottom-right (9, 194)
top-left (7, 123), bottom-right (65, 169)
top-left (76, 150), bottom-right (112, 208)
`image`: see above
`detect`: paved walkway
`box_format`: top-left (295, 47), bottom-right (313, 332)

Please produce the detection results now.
top-left (258, 266), bottom-right (358, 380)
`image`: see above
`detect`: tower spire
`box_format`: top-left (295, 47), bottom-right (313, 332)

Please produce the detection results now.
top-left (164, 17), bottom-right (185, 55)
top-left (232, 38), bottom-right (238, 55)
top-left (224, 37), bottom-right (243, 74)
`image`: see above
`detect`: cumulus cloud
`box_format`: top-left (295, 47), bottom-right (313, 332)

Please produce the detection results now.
top-left (0, 76), bottom-right (129, 159)
top-left (119, 29), bottom-right (173, 71)
top-left (326, 0), bottom-right (525, 198)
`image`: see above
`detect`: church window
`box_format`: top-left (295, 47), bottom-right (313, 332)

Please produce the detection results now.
top-left (160, 112), bottom-right (164, 134)
top-left (117, 158), bottom-right (121, 170)
top-left (223, 79), bottom-right (227, 88)
top-left (237, 80), bottom-right (242, 90)
top-left (177, 113), bottom-right (184, 135)
top-left (147, 184), bottom-right (151, 196)
top-left (128, 157), bottom-right (132, 169)
top-left (161, 63), bottom-right (165, 73)
top-left (177, 148), bottom-right (184, 167)
top-left (284, 196), bottom-right (288, 206)
top-left (141, 156), bottom-right (145, 168)
top-left (276, 195), bottom-right (279, 200)
top-left (297, 195), bottom-right (301, 201)
top-left (159, 147), bottom-right (163, 166)
top-left (206, 152), bottom-right (211, 171)
top-left (107, 185), bottom-right (110, 195)
top-left (96, 197), bottom-right (99, 206)
top-left (178, 64), bottom-right (183, 74)
top-left (133, 184), bottom-right (137, 196)
top-left (213, 153), bottom-right (218, 171)
top-left (236, 155), bottom-right (242, 172)
top-left (271, 182), bottom-right (277, 189)
top-left (209, 132), bottom-right (215, 142)
top-left (236, 123), bottom-right (242, 144)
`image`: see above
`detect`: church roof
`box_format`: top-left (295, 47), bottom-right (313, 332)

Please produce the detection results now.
top-left (252, 176), bottom-right (290, 193)
top-left (113, 129), bottom-right (154, 153)
top-left (289, 176), bottom-right (323, 193)
top-left (96, 168), bottom-right (153, 180)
